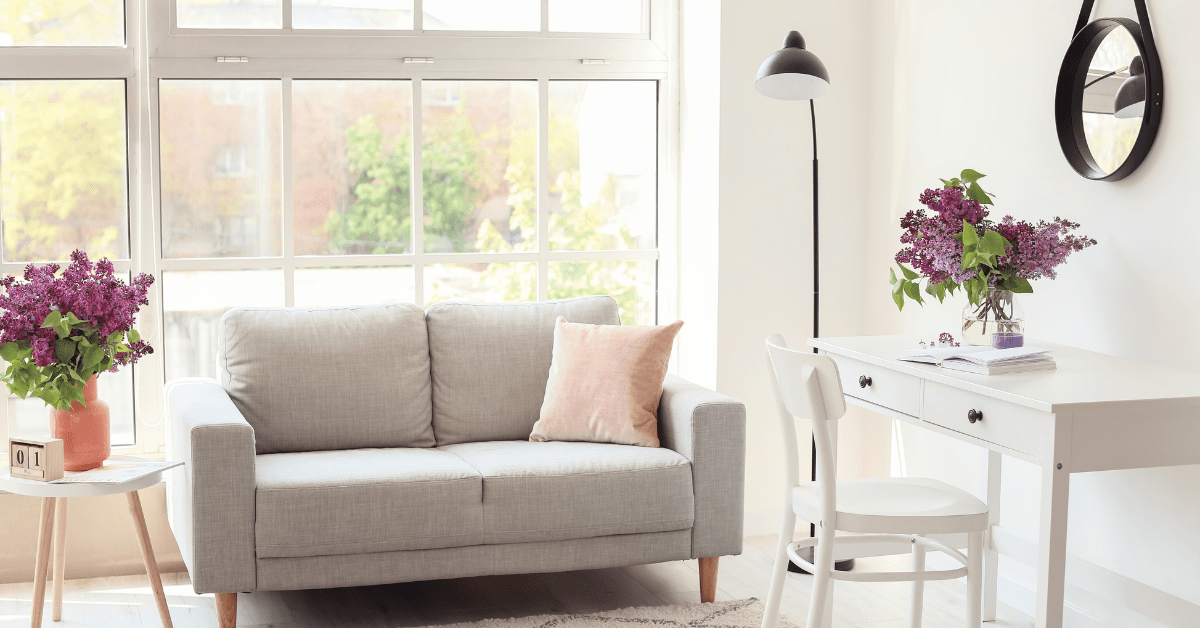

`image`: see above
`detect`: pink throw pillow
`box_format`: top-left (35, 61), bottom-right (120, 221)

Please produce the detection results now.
top-left (530, 316), bottom-right (684, 448)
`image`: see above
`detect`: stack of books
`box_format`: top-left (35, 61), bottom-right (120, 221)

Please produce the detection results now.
top-left (898, 345), bottom-right (1056, 375)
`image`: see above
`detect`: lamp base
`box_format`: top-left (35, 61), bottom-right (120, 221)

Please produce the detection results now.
top-left (787, 546), bottom-right (855, 573)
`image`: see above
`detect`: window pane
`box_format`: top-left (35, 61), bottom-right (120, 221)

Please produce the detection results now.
top-left (0, 80), bottom-right (129, 262)
top-left (549, 259), bottom-right (654, 325)
top-left (423, 0), bottom-right (538, 31)
top-left (177, 0), bottom-right (282, 29)
top-left (549, 0), bottom-right (642, 33)
top-left (424, 262), bottom-right (535, 306)
top-left (163, 269), bottom-right (283, 380)
top-left (294, 0), bottom-right (414, 29)
top-left (160, 80), bottom-right (283, 259)
top-left (422, 81), bottom-right (537, 254)
top-left (293, 81), bottom-right (413, 255)
top-left (549, 81), bottom-right (656, 251)
top-left (294, 267), bottom-right (415, 307)
top-left (0, 0), bottom-right (124, 46)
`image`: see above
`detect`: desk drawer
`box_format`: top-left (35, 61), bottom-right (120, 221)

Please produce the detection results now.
top-left (921, 381), bottom-right (1052, 458)
top-left (829, 355), bottom-right (922, 417)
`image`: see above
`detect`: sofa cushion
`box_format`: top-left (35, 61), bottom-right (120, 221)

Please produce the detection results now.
top-left (439, 440), bottom-right (694, 544)
top-left (426, 297), bottom-right (620, 446)
top-left (254, 448), bottom-right (483, 559)
top-left (218, 304), bottom-right (435, 454)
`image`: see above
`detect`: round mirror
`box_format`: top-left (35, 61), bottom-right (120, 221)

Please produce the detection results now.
top-left (1055, 17), bottom-right (1162, 181)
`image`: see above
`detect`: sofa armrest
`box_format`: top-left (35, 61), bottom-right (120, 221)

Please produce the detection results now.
top-left (165, 378), bottom-right (257, 594)
top-left (658, 374), bottom-right (746, 558)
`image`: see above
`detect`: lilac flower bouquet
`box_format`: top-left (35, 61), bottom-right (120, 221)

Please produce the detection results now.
top-left (889, 169), bottom-right (1096, 322)
top-left (0, 251), bottom-right (154, 410)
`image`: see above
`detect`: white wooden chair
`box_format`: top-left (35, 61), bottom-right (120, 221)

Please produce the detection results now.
top-left (761, 334), bottom-right (988, 628)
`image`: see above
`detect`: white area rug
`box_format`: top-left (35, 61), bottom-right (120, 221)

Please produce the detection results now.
top-left (435, 599), bottom-right (795, 628)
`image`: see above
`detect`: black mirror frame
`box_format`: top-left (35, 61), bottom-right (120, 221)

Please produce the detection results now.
top-left (1055, 0), bottom-right (1163, 181)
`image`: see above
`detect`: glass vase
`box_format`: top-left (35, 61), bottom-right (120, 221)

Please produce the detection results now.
top-left (961, 288), bottom-right (1025, 348)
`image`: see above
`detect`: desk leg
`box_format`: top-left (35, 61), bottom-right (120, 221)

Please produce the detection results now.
top-left (51, 498), bottom-right (67, 622)
top-left (1035, 417), bottom-right (1073, 628)
top-left (983, 451), bottom-right (1002, 622)
top-left (30, 497), bottom-right (57, 628)
top-left (126, 491), bottom-right (173, 628)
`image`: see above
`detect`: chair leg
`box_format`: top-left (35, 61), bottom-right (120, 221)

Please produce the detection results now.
top-left (215, 592), bottom-right (237, 628)
top-left (699, 557), bottom-right (719, 603)
top-left (760, 510), bottom-right (796, 628)
top-left (805, 521), bottom-right (836, 628)
top-left (910, 537), bottom-right (926, 628)
top-left (967, 531), bottom-right (983, 628)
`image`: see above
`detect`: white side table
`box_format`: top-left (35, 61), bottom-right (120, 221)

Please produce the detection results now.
top-left (0, 455), bottom-right (174, 628)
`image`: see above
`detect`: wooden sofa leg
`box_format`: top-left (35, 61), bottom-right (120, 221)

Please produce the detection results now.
top-left (699, 557), bottom-right (719, 602)
top-left (216, 592), bottom-right (237, 628)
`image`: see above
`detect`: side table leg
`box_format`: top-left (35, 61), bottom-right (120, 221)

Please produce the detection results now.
top-left (52, 498), bottom-right (67, 622)
top-left (30, 497), bottom-right (57, 628)
top-left (126, 491), bottom-right (173, 628)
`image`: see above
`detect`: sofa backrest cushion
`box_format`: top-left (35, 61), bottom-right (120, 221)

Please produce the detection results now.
top-left (217, 304), bottom-right (435, 454)
top-left (426, 296), bottom-right (620, 445)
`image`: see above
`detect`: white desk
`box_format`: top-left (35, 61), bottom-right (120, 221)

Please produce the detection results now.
top-left (810, 335), bottom-right (1200, 628)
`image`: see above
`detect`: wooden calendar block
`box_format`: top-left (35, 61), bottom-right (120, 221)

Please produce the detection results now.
top-left (8, 436), bottom-right (63, 482)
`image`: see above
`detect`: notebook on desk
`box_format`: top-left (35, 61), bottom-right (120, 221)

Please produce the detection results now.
top-left (898, 345), bottom-right (1056, 375)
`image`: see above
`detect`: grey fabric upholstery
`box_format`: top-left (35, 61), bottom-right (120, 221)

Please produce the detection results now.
top-left (217, 304), bottom-right (435, 454)
top-left (254, 448), bottom-right (483, 558)
top-left (255, 529), bottom-right (692, 591)
top-left (440, 441), bottom-right (694, 544)
top-left (426, 297), bottom-right (620, 445)
top-left (658, 374), bottom-right (747, 559)
top-left (164, 379), bottom-right (257, 594)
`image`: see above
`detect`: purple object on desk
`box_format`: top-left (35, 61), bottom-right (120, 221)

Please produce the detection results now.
top-left (991, 332), bottom-right (1024, 349)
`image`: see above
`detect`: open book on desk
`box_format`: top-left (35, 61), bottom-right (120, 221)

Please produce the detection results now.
top-left (898, 345), bottom-right (1056, 375)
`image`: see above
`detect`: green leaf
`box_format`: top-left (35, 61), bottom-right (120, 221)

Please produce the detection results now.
top-left (1005, 276), bottom-right (1034, 293)
top-left (966, 181), bottom-right (992, 205)
top-left (54, 339), bottom-right (75, 363)
top-left (106, 331), bottom-right (123, 344)
top-left (41, 311), bottom-right (62, 330)
top-left (889, 267), bottom-right (899, 286)
top-left (892, 285), bottom-right (905, 310)
top-left (83, 345), bottom-right (105, 371)
top-left (899, 264), bottom-right (919, 280)
top-left (903, 282), bottom-right (924, 304)
top-left (65, 312), bottom-right (83, 325)
top-left (979, 230), bottom-right (1011, 257)
top-left (0, 342), bottom-right (20, 362)
top-left (961, 220), bottom-right (979, 247)
top-left (128, 329), bottom-right (140, 343)
top-left (961, 251), bottom-right (977, 269)
top-left (960, 169), bottom-right (985, 184)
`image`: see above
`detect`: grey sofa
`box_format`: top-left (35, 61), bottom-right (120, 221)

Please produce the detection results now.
top-left (165, 296), bottom-right (746, 627)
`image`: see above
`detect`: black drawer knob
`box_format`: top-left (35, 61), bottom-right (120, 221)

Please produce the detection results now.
top-left (858, 375), bottom-right (872, 388)
top-left (967, 409), bottom-right (983, 424)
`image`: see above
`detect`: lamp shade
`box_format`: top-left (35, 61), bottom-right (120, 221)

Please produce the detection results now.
top-left (1114, 55), bottom-right (1146, 119)
top-left (755, 31), bottom-right (830, 101)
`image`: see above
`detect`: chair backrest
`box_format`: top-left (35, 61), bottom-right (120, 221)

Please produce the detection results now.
top-left (764, 334), bottom-right (847, 520)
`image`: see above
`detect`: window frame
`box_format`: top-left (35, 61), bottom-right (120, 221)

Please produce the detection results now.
top-left (0, 0), bottom-right (680, 458)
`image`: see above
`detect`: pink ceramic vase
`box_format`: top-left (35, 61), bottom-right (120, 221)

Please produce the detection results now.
top-left (50, 375), bottom-right (110, 471)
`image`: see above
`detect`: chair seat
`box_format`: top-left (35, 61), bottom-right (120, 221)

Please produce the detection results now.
top-left (792, 477), bottom-right (988, 535)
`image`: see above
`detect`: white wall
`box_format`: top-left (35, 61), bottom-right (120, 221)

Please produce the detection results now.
top-left (862, 0), bottom-right (1200, 616)
top-left (689, 0), bottom-right (1200, 621)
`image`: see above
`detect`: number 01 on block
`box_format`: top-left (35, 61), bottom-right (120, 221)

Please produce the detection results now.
top-left (8, 436), bottom-right (64, 482)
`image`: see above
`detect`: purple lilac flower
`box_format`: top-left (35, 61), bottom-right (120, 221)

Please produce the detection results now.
top-left (0, 250), bottom-right (154, 369)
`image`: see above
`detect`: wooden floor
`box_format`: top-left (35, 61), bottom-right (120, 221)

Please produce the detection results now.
top-left (0, 535), bottom-right (1033, 628)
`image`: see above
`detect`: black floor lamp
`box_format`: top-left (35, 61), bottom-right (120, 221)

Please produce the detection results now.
top-left (755, 30), bottom-right (854, 573)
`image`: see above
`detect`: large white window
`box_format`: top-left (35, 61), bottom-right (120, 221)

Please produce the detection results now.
top-left (0, 0), bottom-right (675, 456)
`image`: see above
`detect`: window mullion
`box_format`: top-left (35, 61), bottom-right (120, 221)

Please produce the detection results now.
top-left (282, 77), bottom-right (295, 307)
top-left (537, 77), bottom-right (549, 301)
top-left (283, 0), bottom-right (293, 30)
top-left (412, 78), bottom-right (425, 306)
top-left (541, 0), bottom-right (550, 34)
top-left (414, 0), bottom-right (424, 32)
